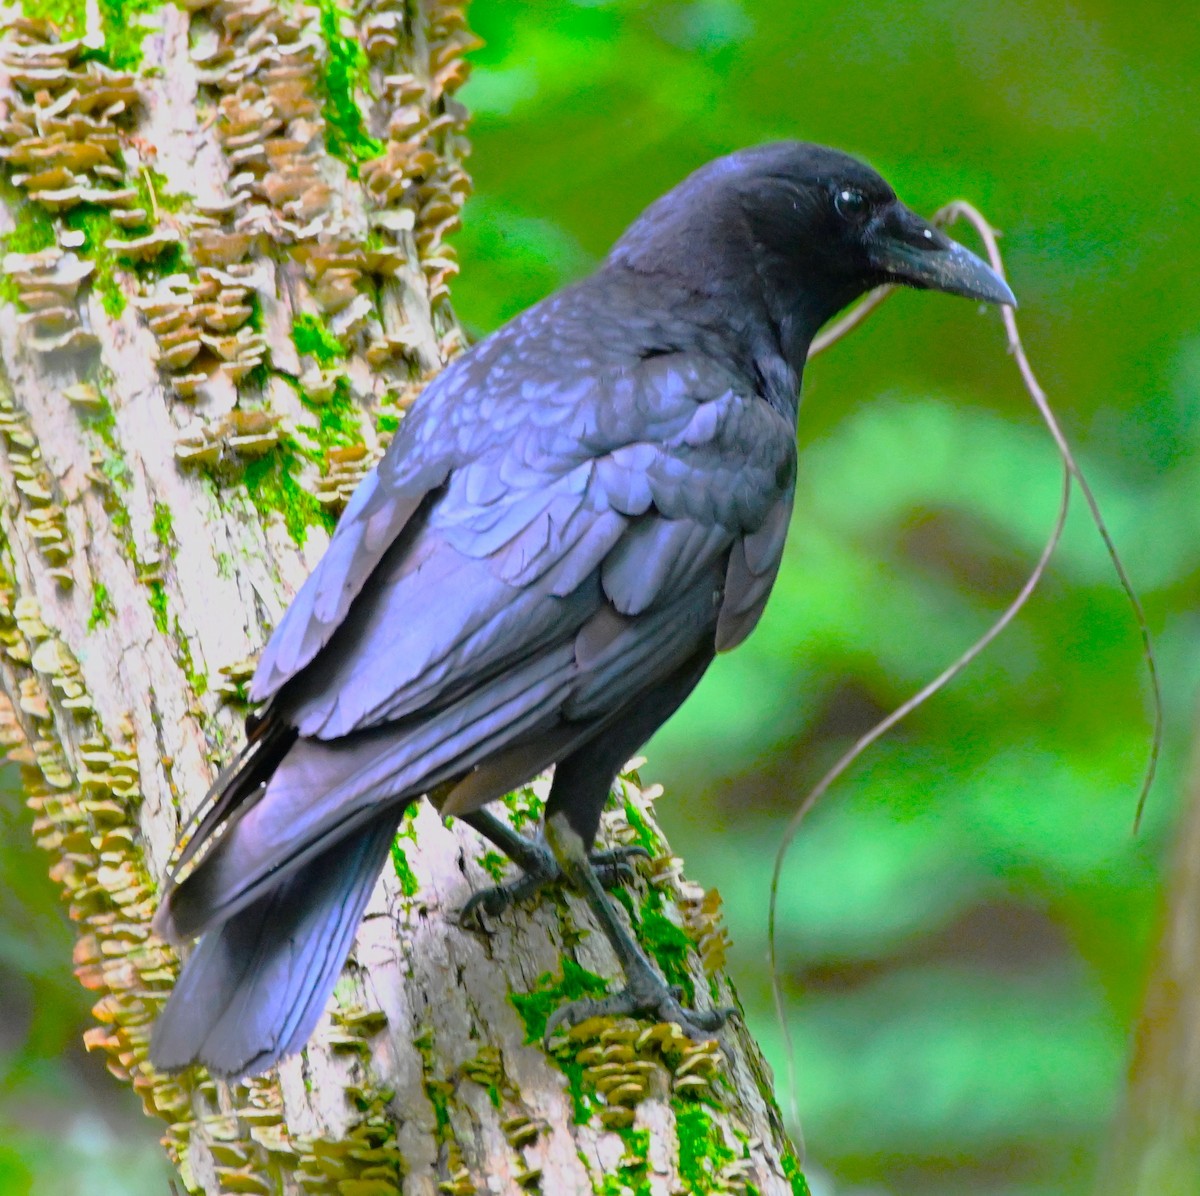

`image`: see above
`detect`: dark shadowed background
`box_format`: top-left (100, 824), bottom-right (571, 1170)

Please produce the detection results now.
top-left (2, 2), bottom-right (1197, 1193)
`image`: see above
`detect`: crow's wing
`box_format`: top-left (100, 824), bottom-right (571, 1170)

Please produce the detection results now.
top-left (167, 342), bottom-right (797, 939)
top-left (249, 411), bottom-right (452, 703)
top-left (277, 353), bottom-right (796, 740)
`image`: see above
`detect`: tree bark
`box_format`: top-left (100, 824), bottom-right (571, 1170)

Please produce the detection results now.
top-left (1101, 710), bottom-right (1200, 1196)
top-left (0, 2), bottom-right (806, 1193)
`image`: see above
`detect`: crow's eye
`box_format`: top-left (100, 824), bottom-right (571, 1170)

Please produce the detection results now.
top-left (834, 187), bottom-right (869, 222)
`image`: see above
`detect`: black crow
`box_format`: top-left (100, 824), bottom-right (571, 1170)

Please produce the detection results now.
top-left (151, 141), bottom-right (1015, 1078)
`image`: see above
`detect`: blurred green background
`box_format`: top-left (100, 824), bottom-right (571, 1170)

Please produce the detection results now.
top-left (2, 1), bottom-right (1197, 1193)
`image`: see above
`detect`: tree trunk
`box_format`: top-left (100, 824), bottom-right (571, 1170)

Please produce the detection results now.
top-left (1101, 710), bottom-right (1200, 1195)
top-left (0, 3), bottom-right (807, 1192)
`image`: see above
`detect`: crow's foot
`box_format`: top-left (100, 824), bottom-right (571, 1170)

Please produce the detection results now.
top-left (460, 838), bottom-right (648, 926)
top-left (543, 966), bottom-right (735, 1046)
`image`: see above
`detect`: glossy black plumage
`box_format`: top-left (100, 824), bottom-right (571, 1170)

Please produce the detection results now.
top-left (151, 141), bottom-right (1015, 1078)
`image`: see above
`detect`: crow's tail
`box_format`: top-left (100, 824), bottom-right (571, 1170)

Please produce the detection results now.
top-left (150, 806), bottom-right (401, 1079)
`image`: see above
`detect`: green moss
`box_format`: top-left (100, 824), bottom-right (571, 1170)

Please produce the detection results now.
top-left (412, 1028), bottom-right (453, 1142)
top-left (152, 501), bottom-right (174, 549)
top-left (502, 783), bottom-right (546, 831)
top-left (396, 803), bottom-right (418, 841)
top-left (510, 959), bottom-right (613, 1123)
top-left (622, 797), bottom-right (663, 856)
top-left (127, 237), bottom-right (187, 284)
top-left (377, 411), bottom-right (402, 435)
top-left (0, 192), bottom-right (58, 305)
top-left (146, 579), bottom-right (168, 633)
top-left (88, 583), bottom-right (114, 630)
top-left (479, 850), bottom-right (507, 883)
top-left (76, 386), bottom-right (138, 545)
top-left (0, 202), bottom-right (56, 256)
top-left (17, 0), bottom-right (85, 38)
top-left (389, 839), bottom-right (420, 898)
top-left (241, 445), bottom-right (336, 547)
top-left (136, 166), bottom-right (186, 217)
top-left (597, 1127), bottom-right (651, 1196)
top-left (170, 616), bottom-right (208, 697)
top-left (300, 376), bottom-right (363, 450)
top-left (511, 958), bottom-right (608, 1046)
top-left (674, 1105), bottom-right (739, 1194)
top-left (291, 312), bottom-right (346, 366)
top-left (638, 887), bottom-right (696, 1006)
top-left (64, 206), bottom-right (131, 318)
top-left (91, 0), bottom-right (165, 72)
top-left (780, 1144), bottom-right (811, 1196)
top-left (315, 0), bottom-right (384, 174)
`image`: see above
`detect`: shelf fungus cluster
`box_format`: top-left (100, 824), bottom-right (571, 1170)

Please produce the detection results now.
top-left (174, 408), bottom-right (281, 468)
top-left (135, 260), bottom-right (267, 399)
top-left (0, 559), bottom-right (414, 1194)
top-left (0, 580), bottom-right (202, 1131)
top-left (0, 18), bottom-right (150, 346)
top-left (0, 375), bottom-right (73, 584)
top-left (564, 1017), bottom-right (726, 1133)
top-left (148, 0), bottom-right (478, 508)
top-left (360, 0), bottom-right (475, 316)
top-left (678, 882), bottom-right (734, 979)
top-left (190, 0), bottom-right (335, 242)
top-left (0, 244), bottom-right (97, 352)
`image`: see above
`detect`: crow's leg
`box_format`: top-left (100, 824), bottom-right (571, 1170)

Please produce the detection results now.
top-left (538, 648), bottom-right (734, 1042)
top-left (459, 809), bottom-right (646, 923)
top-left (543, 804), bottom-right (734, 1043)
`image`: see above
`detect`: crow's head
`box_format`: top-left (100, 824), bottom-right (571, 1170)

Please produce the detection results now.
top-left (610, 141), bottom-right (1014, 358)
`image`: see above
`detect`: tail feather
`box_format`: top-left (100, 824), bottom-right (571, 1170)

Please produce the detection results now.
top-left (161, 642), bottom-right (575, 944)
top-left (159, 713), bottom-right (296, 903)
top-left (150, 808), bottom-right (401, 1079)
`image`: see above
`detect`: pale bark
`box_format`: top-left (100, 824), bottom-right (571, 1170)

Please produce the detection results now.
top-left (0, 2), bottom-right (805, 1193)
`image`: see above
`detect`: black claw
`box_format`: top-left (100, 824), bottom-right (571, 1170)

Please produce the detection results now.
top-left (591, 844), bottom-right (652, 868)
top-left (542, 978), bottom-right (736, 1048)
top-left (459, 839), bottom-right (647, 929)
top-left (459, 870), bottom-right (550, 928)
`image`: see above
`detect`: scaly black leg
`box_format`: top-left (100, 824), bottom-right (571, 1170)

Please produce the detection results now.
top-left (541, 806), bottom-right (734, 1045)
top-left (535, 649), bottom-right (734, 1042)
top-left (459, 808), bottom-right (647, 924)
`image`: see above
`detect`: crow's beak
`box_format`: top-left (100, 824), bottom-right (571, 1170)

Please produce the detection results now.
top-left (867, 203), bottom-right (1017, 307)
